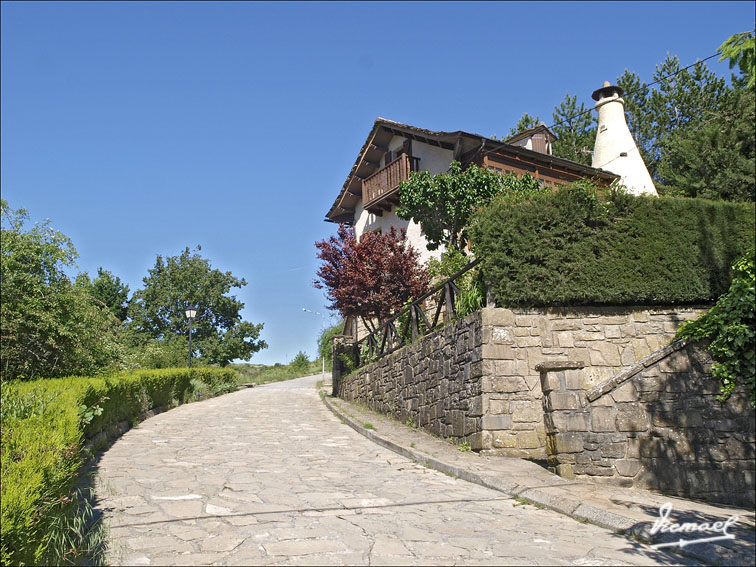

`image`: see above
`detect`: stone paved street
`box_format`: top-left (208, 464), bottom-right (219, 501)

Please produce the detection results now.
top-left (94, 375), bottom-right (692, 566)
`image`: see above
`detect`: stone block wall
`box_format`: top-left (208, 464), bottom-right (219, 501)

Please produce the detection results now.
top-left (337, 306), bottom-right (706, 458)
top-left (337, 312), bottom-right (486, 446)
top-left (475, 306), bottom-right (705, 457)
top-left (539, 341), bottom-right (756, 506)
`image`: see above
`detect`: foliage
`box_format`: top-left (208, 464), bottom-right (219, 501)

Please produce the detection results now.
top-left (76, 268), bottom-right (130, 322)
top-left (119, 331), bottom-right (195, 370)
top-left (1, 201), bottom-right (122, 381)
top-left (314, 225), bottom-right (430, 325)
top-left (128, 246), bottom-right (267, 366)
top-left (425, 248), bottom-right (485, 318)
top-left (502, 112), bottom-right (541, 139)
top-left (469, 180), bottom-right (755, 307)
top-left (1, 367), bottom-right (236, 566)
top-left (318, 321), bottom-right (344, 365)
top-left (718, 27), bottom-right (755, 89)
top-left (291, 351), bottom-right (310, 371)
top-left (617, 54), bottom-right (732, 189)
top-left (232, 359), bottom-right (324, 386)
top-left (550, 93), bottom-right (596, 165)
top-left (396, 161), bottom-right (543, 252)
top-left (657, 87), bottom-right (755, 202)
top-left (676, 248), bottom-right (755, 406)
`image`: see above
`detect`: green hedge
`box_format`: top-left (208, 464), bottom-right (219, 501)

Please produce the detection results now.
top-left (0, 367), bottom-right (236, 566)
top-left (469, 184), bottom-right (755, 307)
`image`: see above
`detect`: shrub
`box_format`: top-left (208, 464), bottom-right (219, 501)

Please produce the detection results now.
top-left (469, 182), bottom-right (755, 307)
top-left (0, 367), bottom-right (236, 566)
top-left (676, 248), bottom-right (755, 406)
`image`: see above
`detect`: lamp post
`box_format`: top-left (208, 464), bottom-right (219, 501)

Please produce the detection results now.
top-left (185, 305), bottom-right (197, 368)
top-left (302, 308), bottom-right (325, 380)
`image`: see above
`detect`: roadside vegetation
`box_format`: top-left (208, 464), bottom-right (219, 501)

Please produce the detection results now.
top-left (232, 350), bottom-right (329, 387)
top-left (1, 368), bottom-right (236, 566)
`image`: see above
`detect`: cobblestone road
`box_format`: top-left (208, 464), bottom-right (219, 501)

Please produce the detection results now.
top-left (95, 375), bottom-right (690, 565)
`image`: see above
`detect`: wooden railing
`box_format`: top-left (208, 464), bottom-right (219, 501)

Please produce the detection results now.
top-left (353, 259), bottom-right (482, 369)
top-left (362, 154), bottom-right (420, 207)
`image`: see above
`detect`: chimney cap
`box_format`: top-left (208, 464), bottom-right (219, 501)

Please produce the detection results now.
top-left (592, 82), bottom-right (624, 101)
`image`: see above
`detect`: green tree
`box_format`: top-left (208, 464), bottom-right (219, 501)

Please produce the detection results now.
top-left (396, 161), bottom-right (507, 252)
top-left (613, 53), bottom-right (740, 196)
top-left (506, 112), bottom-right (541, 138)
top-left (127, 246), bottom-right (267, 366)
top-left (550, 93), bottom-right (596, 164)
top-left (397, 161), bottom-right (545, 253)
top-left (719, 27), bottom-right (755, 89)
top-left (291, 351), bottom-right (310, 371)
top-left (648, 55), bottom-right (729, 184)
top-left (76, 268), bottom-right (130, 322)
top-left (658, 87), bottom-right (755, 202)
top-left (1, 201), bottom-right (121, 380)
top-left (318, 321), bottom-right (344, 365)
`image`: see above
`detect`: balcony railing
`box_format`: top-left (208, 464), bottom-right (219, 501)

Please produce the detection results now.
top-left (362, 153), bottom-right (420, 212)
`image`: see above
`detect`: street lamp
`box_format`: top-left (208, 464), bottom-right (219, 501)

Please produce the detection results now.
top-left (302, 308), bottom-right (325, 380)
top-left (185, 305), bottom-right (197, 368)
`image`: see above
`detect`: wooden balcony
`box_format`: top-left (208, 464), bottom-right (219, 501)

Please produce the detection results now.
top-left (362, 153), bottom-right (420, 214)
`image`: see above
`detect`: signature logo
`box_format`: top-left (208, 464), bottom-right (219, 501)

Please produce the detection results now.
top-left (649, 503), bottom-right (739, 549)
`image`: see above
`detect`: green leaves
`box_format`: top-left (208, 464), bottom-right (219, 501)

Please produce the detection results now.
top-left (677, 248), bottom-right (756, 406)
top-left (551, 93), bottom-right (595, 165)
top-left (127, 247), bottom-right (267, 366)
top-left (396, 161), bottom-right (516, 252)
top-left (470, 182), bottom-right (755, 308)
top-left (718, 28), bottom-right (755, 89)
top-left (1, 201), bottom-right (122, 381)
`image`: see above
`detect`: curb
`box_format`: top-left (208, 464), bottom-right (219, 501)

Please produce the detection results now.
top-left (319, 393), bottom-right (636, 533)
top-left (320, 392), bottom-right (752, 565)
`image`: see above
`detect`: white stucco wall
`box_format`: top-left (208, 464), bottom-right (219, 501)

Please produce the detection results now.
top-left (353, 202), bottom-right (442, 265)
top-left (592, 94), bottom-right (658, 196)
top-left (393, 136), bottom-right (455, 175)
top-left (352, 137), bottom-right (455, 264)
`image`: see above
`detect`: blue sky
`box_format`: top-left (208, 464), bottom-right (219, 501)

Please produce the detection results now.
top-left (1, 1), bottom-right (752, 364)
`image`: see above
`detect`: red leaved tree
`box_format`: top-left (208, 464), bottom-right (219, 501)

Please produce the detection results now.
top-left (314, 224), bottom-right (430, 331)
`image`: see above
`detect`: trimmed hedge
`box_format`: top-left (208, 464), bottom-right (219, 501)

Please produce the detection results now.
top-left (0, 367), bottom-right (236, 566)
top-left (469, 184), bottom-right (755, 307)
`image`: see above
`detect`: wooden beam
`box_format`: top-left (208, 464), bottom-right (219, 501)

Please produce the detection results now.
top-left (370, 143), bottom-right (388, 152)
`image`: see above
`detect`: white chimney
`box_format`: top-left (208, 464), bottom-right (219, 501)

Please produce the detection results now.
top-left (591, 81), bottom-right (657, 196)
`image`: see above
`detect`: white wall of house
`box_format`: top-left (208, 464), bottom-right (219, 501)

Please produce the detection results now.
top-left (389, 135), bottom-right (455, 174)
top-left (353, 202), bottom-right (442, 265)
top-left (353, 136), bottom-right (453, 264)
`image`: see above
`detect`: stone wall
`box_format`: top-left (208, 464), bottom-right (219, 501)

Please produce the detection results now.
top-left (336, 306), bottom-right (706, 458)
top-left (337, 312), bottom-right (485, 445)
top-left (474, 306), bottom-right (705, 457)
top-left (538, 341), bottom-right (755, 506)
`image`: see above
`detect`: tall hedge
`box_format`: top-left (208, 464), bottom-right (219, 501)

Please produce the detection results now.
top-left (0, 367), bottom-right (236, 566)
top-left (469, 184), bottom-right (755, 307)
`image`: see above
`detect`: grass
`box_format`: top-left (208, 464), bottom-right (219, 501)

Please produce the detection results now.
top-left (231, 360), bottom-right (325, 387)
top-left (363, 423), bottom-right (375, 430)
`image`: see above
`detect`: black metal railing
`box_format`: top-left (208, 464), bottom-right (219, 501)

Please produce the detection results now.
top-left (353, 258), bottom-right (482, 368)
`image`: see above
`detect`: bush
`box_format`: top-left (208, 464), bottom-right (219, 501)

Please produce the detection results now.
top-left (676, 248), bottom-right (755, 406)
top-left (469, 182), bottom-right (755, 307)
top-left (0, 367), bottom-right (236, 566)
